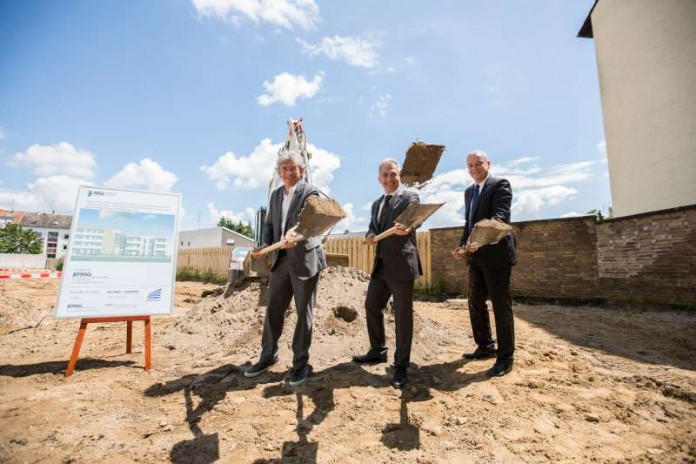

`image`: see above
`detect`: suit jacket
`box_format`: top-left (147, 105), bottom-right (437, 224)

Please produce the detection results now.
top-left (262, 181), bottom-right (327, 278)
top-left (367, 188), bottom-right (423, 281)
top-left (459, 176), bottom-right (517, 269)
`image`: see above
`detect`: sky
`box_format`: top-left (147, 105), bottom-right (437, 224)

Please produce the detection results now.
top-left (0, 0), bottom-right (609, 233)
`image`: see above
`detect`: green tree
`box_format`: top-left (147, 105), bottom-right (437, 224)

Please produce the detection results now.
top-left (586, 208), bottom-right (604, 221)
top-left (217, 217), bottom-right (254, 238)
top-left (0, 224), bottom-right (43, 254)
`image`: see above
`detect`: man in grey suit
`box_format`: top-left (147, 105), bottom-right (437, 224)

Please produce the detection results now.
top-left (352, 158), bottom-right (422, 388)
top-left (453, 150), bottom-right (517, 377)
top-left (245, 152), bottom-right (327, 386)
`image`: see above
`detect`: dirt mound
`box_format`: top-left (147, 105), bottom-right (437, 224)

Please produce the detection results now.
top-left (160, 266), bottom-right (457, 368)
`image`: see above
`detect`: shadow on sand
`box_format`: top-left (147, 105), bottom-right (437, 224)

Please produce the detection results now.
top-left (0, 358), bottom-right (137, 377)
top-left (515, 304), bottom-right (696, 371)
top-left (145, 358), bottom-right (488, 463)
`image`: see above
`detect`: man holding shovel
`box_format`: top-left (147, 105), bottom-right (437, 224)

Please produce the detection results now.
top-left (245, 152), bottom-right (327, 386)
top-left (353, 158), bottom-right (422, 388)
top-left (452, 150), bottom-right (517, 377)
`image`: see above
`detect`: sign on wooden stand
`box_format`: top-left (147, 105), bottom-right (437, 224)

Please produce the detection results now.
top-left (56, 186), bottom-right (181, 376)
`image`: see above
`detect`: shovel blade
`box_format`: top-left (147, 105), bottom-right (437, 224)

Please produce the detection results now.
top-left (393, 202), bottom-right (445, 230)
top-left (294, 196), bottom-right (347, 238)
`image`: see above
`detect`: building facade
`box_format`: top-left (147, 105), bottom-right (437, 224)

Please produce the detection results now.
top-left (579, 0), bottom-right (696, 217)
top-left (178, 227), bottom-right (254, 249)
top-left (18, 212), bottom-right (72, 259)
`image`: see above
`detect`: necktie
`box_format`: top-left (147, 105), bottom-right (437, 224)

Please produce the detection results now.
top-left (468, 184), bottom-right (480, 233)
top-left (379, 194), bottom-right (393, 231)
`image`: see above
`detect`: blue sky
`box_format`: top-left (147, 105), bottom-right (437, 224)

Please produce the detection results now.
top-left (0, 0), bottom-right (608, 232)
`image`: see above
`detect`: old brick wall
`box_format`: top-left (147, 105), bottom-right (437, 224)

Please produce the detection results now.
top-left (428, 206), bottom-right (695, 306)
top-left (512, 216), bottom-right (599, 299)
top-left (596, 205), bottom-right (696, 306)
top-left (429, 216), bottom-right (599, 299)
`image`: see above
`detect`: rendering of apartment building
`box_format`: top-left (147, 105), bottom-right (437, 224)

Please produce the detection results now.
top-left (71, 227), bottom-right (168, 258)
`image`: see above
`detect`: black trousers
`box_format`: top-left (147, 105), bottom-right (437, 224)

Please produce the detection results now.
top-left (468, 262), bottom-right (515, 360)
top-left (260, 255), bottom-right (319, 370)
top-left (364, 258), bottom-right (414, 368)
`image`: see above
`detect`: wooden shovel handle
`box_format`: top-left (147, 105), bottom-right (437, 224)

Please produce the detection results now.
top-left (254, 234), bottom-right (306, 257)
top-left (371, 226), bottom-right (398, 244)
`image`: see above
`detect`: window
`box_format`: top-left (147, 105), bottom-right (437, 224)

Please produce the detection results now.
top-left (64, 234), bottom-right (69, 239)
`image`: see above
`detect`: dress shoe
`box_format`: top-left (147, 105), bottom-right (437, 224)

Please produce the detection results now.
top-left (463, 345), bottom-right (497, 360)
top-left (244, 356), bottom-right (279, 378)
top-left (485, 359), bottom-right (513, 377)
top-left (352, 350), bottom-right (387, 364)
top-left (392, 367), bottom-right (408, 388)
top-left (288, 364), bottom-right (310, 386)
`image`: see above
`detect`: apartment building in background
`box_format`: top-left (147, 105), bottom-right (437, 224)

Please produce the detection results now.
top-left (18, 212), bottom-right (72, 259)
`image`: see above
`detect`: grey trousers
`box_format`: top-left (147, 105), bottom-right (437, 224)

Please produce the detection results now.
top-left (259, 255), bottom-right (319, 370)
top-left (364, 259), bottom-right (414, 368)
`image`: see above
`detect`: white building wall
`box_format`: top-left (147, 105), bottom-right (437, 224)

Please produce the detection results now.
top-left (26, 226), bottom-right (71, 259)
top-left (592, 0), bottom-right (696, 216)
top-left (178, 228), bottom-right (254, 249)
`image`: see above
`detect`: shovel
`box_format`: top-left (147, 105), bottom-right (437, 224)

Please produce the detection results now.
top-left (400, 142), bottom-right (445, 187)
top-left (254, 196), bottom-right (347, 257)
top-left (371, 202), bottom-right (444, 243)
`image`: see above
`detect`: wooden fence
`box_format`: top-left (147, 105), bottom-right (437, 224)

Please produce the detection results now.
top-left (324, 231), bottom-right (432, 288)
top-left (177, 247), bottom-right (232, 276)
top-left (176, 233), bottom-right (433, 288)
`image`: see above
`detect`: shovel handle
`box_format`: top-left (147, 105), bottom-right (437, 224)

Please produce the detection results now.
top-left (254, 234), bottom-right (306, 257)
top-left (371, 226), bottom-right (398, 244)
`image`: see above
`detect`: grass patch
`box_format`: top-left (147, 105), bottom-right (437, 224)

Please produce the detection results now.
top-left (176, 268), bottom-right (227, 285)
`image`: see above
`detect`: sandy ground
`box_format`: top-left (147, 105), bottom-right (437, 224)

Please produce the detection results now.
top-left (1, 268), bottom-right (695, 464)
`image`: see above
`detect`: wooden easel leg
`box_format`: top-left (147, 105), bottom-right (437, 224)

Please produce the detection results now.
top-left (66, 320), bottom-right (88, 377)
top-left (126, 321), bottom-right (133, 354)
top-left (144, 317), bottom-right (152, 371)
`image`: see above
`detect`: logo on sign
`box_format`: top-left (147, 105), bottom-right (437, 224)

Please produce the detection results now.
top-left (147, 288), bottom-right (162, 301)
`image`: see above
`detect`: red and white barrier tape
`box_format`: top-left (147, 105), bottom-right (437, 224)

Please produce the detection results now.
top-left (0, 271), bottom-right (62, 280)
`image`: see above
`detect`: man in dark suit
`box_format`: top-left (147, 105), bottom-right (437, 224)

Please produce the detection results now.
top-left (352, 158), bottom-right (422, 388)
top-left (452, 150), bottom-right (517, 377)
top-left (246, 152), bottom-right (327, 386)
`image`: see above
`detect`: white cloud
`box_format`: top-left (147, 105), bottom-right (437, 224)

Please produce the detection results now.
top-left (192, 0), bottom-right (319, 30)
top-left (104, 158), bottom-right (178, 192)
top-left (257, 72), bottom-right (323, 107)
top-left (207, 202), bottom-right (255, 227)
top-left (419, 169), bottom-right (469, 228)
top-left (494, 160), bottom-right (594, 189)
top-left (0, 175), bottom-right (91, 213)
top-left (513, 185), bottom-right (578, 217)
top-left (305, 143), bottom-right (339, 194)
top-left (597, 140), bottom-right (606, 154)
top-left (333, 202), bottom-right (368, 233)
top-left (561, 211), bottom-right (583, 218)
top-left (9, 142), bottom-right (96, 179)
top-left (597, 140), bottom-right (608, 164)
top-left (369, 93), bottom-right (392, 119)
top-left (413, 157), bottom-right (600, 227)
top-left (201, 138), bottom-right (341, 195)
top-left (201, 138), bottom-right (279, 190)
top-left (297, 35), bottom-right (378, 68)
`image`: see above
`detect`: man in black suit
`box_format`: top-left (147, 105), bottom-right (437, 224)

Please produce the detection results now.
top-left (452, 150), bottom-right (517, 377)
top-left (352, 158), bottom-right (422, 388)
top-left (246, 152), bottom-right (327, 386)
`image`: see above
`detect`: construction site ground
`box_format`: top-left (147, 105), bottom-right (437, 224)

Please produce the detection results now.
top-left (1, 268), bottom-right (695, 463)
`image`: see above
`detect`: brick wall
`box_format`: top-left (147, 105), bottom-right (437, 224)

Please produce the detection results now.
top-left (428, 205), bottom-right (696, 306)
top-left (597, 206), bottom-right (696, 306)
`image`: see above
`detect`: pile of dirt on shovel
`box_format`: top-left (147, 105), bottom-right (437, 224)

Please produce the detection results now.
top-left (159, 266), bottom-right (458, 367)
